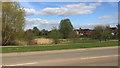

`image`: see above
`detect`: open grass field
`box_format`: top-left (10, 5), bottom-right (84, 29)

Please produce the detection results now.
top-left (2, 40), bottom-right (118, 53)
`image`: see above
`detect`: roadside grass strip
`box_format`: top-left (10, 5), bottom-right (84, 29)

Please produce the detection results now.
top-left (2, 40), bottom-right (118, 53)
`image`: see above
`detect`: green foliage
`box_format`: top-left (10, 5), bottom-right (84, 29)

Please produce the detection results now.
top-left (68, 31), bottom-right (79, 43)
top-left (25, 29), bottom-right (35, 45)
top-left (33, 27), bottom-right (40, 36)
top-left (59, 19), bottom-right (73, 39)
top-left (110, 35), bottom-right (118, 39)
top-left (2, 2), bottom-right (25, 45)
top-left (103, 26), bottom-right (112, 41)
top-left (91, 25), bottom-right (113, 42)
top-left (91, 26), bottom-right (105, 42)
top-left (37, 35), bottom-right (49, 38)
top-left (49, 28), bottom-right (63, 44)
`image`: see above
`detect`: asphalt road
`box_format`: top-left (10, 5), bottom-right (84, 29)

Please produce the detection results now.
top-left (2, 47), bottom-right (118, 66)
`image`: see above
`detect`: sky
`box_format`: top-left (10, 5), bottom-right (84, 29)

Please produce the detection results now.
top-left (19, 2), bottom-right (118, 31)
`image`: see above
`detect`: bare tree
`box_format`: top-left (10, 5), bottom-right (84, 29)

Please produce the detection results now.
top-left (91, 26), bottom-right (105, 43)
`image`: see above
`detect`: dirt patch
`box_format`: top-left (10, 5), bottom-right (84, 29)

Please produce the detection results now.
top-left (35, 38), bottom-right (53, 44)
top-left (97, 40), bottom-right (118, 43)
top-left (109, 40), bottom-right (118, 42)
top-left (1, 46), bottom-right (21, 47)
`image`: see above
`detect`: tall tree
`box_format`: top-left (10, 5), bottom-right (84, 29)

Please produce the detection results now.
top-left (2, 2), bottom-right (25, 45)
top-left (59, 19), bottom-right (73, 39)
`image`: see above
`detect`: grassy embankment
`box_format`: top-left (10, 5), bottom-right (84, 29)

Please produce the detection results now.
top-left (2, 40), bottom-right (118, 53)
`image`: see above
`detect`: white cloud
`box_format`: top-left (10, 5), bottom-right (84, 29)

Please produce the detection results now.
top-left (98, 15), bottom-right (113, 19)
top-left (24, 3), bottom-right (101, 16)
top-left (37, 3), bottom-right (101, 16)
top-left (24, 8), bottom-right (36, 16)
top-left (73, 21), bottom-right (118, 29)
top-left (25, 18), bottom-right (117, 31)
top-left (25, 18), bottom-right (60, 31)
top-left (98, 13), bottom-right (118, 20)
top-left (89, 3), bottom-right (101, 6)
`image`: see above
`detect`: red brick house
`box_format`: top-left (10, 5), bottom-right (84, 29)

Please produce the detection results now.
top-left (74, 29), bottom-right (92, 36)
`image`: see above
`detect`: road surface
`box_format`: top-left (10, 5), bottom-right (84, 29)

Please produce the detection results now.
top-left (2, 47), bottom-right (118, 66)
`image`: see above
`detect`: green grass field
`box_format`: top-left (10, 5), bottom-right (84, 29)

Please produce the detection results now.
top-left (2, 40), bottom-right (118, 53)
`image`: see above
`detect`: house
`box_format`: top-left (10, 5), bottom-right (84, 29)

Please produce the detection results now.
top-left (110, 27), bottom-right (118, 35)
top-left (41, 29), bottom-right (49, 35)
top-left (74, 29), bottom-right (92, 36)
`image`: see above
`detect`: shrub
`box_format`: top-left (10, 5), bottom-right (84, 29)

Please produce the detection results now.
top-left (25, 29), bottom-right (35, 45)
top-left (49, 29), bottom-right (63, 44)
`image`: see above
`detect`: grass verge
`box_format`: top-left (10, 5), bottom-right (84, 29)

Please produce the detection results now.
top-left (2, 40), bottom-right (118, 53)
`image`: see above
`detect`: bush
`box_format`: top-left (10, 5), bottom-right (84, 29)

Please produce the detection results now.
top-left (25, 29), bottom-right (35, 45)
top-left (49, 29), bottom-right (63, 44)
top-left (68, 31), bottom-right (79, 43)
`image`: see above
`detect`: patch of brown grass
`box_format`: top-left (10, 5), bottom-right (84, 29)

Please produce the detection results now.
top-left (109, 40), bottom-right (118, 42)
top-left (15, 41), bottom-right (27, 46)
top-left (34, 38), bottom-right (53, 44)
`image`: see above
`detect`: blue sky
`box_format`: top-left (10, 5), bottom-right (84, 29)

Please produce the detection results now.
top-left (20, 2), bottom-right (118, 30)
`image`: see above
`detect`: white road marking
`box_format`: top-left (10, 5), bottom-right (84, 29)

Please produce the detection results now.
top-left (5, 62), bottom-right (38, 66)
top-left (4, 55), bottom-right (118, 66)
top-left (80, 55), bottom-right (118, 60)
